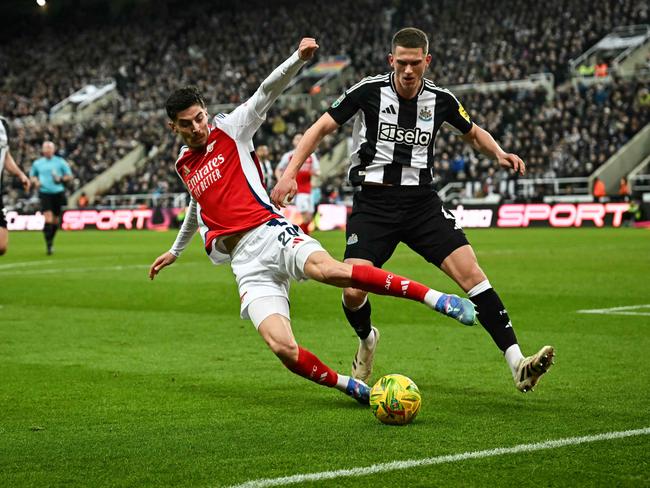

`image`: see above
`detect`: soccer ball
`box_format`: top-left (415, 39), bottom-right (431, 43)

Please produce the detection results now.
top-left (369, 374), bottom-right (421, 425)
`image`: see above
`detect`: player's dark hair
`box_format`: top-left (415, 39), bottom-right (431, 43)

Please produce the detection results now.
top-left (392, 27), bottom-right (429, 54)
top-left (165, 86), bottom-right (206, 120)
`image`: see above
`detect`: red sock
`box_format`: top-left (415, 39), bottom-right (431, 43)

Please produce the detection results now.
top-left (351, 265), bottom-right (429, 302)
top-left (283, 346), bottom-right (338, 387)
top-left (299, 222), bottom-right (310, 235)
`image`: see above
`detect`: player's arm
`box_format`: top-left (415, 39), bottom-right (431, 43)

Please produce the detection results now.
top-left (461, 124), bottom-right (525, 175)
top-left (149, 198), bottom-right (198, 280)
top-left (252, 37), bottom-right (318, 116)
top-left (55, 159), bottom-right (74, 183)
top-left (274, 153), bottom-right (290, 182)
top-left (29, 163), bottom-right (40, 190)
top-left (221, 38), bottom-right (318, 140)
top-left (270, 113), bottom-right (339, 207)
top-left (4, 151), bottom-right (31, 192)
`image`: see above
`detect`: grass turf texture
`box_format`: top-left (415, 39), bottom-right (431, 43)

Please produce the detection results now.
top-left (1, 228), bottom-right (648, 487)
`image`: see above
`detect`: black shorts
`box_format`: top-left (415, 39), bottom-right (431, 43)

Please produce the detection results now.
top-left (344, 185), bottom-right (469, 268)
top-left (39, 192), bottom-right (67, 216)
top-left (0, 208), bottom-right (6, 229)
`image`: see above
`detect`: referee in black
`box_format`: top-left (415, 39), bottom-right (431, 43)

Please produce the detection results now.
top-left (272, 28), bottom-right (555, 393)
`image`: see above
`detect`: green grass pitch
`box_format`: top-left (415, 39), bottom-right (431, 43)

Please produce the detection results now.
top-left (1, 228), bottom-right (649, 487)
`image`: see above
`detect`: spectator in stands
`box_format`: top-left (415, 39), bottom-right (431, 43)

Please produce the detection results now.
top-left (594, 59), bottom-right (609, 78)
top-left (623, 199), bottom-right (642, 226)
top-left (592, 177), bottom-right (606, 202)
top-left (578, 62), bottom-right (595, 77)
top-left (77, 192), bottom-right (89, 208)
top-left (618, 177), bottom-right (631, 201)
top-left (30, 141), bottom-right (73, 255)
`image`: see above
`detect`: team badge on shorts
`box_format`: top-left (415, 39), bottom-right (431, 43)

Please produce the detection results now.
top-left (347, 233), bottom-right (359, 245)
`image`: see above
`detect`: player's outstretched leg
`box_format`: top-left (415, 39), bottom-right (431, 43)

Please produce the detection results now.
top-left (305, 253), bottom-right (477, 325)
top-left (251, 298), bottom-right (370, 404)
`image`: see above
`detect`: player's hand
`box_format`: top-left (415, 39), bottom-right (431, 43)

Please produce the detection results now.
top-left (149, 252), bottom-right (177, 280)
top-left (270, 176), bottom-right (298, 208)
top-left (498, 153), bottom-right (526, 176)
top-left (298, 38), bottom-right (319, 61)
top-left (20, 175), bottom-right (31, 192)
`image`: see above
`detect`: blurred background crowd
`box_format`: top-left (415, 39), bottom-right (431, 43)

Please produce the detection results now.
top-left (1, 0), bottom-right (648, 209)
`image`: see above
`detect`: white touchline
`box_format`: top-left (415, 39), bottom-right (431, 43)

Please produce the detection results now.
top-left (577, 304), bottom-right (650, 317)
top-left (224, 427), bottom-right (650, 488)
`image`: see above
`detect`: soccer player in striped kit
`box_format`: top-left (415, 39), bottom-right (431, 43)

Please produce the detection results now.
top-left (0, 116), bottom-right (31, 255)
top-left (272, 28), bottom-right (554, 393)
top-left (149, 38), bottom-right (476, 405)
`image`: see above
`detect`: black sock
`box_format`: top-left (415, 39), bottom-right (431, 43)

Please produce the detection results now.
top-left (51, 222), bottom-right (58, 240)
top-left (470, 288), bottom-right (518, 352)
top-left (43, 223), bottom-right (53, 246)
top-left (343, 298), bottom-right (372, 340)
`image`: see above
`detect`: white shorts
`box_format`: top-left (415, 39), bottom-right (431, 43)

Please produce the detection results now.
top-left (294, 193), bottom-right (313, 214)
top-left (230, 217), bottom-right (325, 319)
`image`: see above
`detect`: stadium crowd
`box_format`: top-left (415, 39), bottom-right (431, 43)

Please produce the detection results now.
top-left (1, 0), bottom-right (648, 208)
top-left (2, 0), bottom-right (646, 118)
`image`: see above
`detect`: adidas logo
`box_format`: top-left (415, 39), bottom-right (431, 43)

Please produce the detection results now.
top-left (347, 233), bottom-right (358, 245)
top-left (401, 280), bottom-right (410, 295)
top-left (381, 105), bottom-right (397, 115)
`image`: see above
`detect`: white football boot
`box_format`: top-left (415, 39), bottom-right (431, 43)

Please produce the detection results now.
top-left (351, 326), bottom-right (379, 383)
top-left (515, 345), bottom-right (555, 392)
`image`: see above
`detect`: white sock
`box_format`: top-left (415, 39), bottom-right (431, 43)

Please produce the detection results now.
top-left (335, 373), bottom-right (351, 391)
top-left (361, 327), bottom-right (376, 348)
top-left (505, 344), bottom-right (524, 378)
top-left (423, 289), bottom-right (444, 309)
top-left (467, 279), bottom-right (492, 297)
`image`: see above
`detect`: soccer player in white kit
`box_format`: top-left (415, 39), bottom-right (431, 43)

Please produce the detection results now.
top-left (149, 38), bottom-right (477, 405)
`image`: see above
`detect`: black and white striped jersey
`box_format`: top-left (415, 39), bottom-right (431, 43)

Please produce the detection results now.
top-left (0, 117), bottom-right (8, 195)
top-left (327, 72), bottom-right (473, 186)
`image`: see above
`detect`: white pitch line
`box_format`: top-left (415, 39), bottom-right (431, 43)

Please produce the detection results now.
top-left (0, 264), bottom-right (150, 275)
top-left (225, 427), bottom-right (650, 488)
top-left (0, 259), bottom-right (58, 270)
top-left (577, 304), bottom-right (650, 316)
